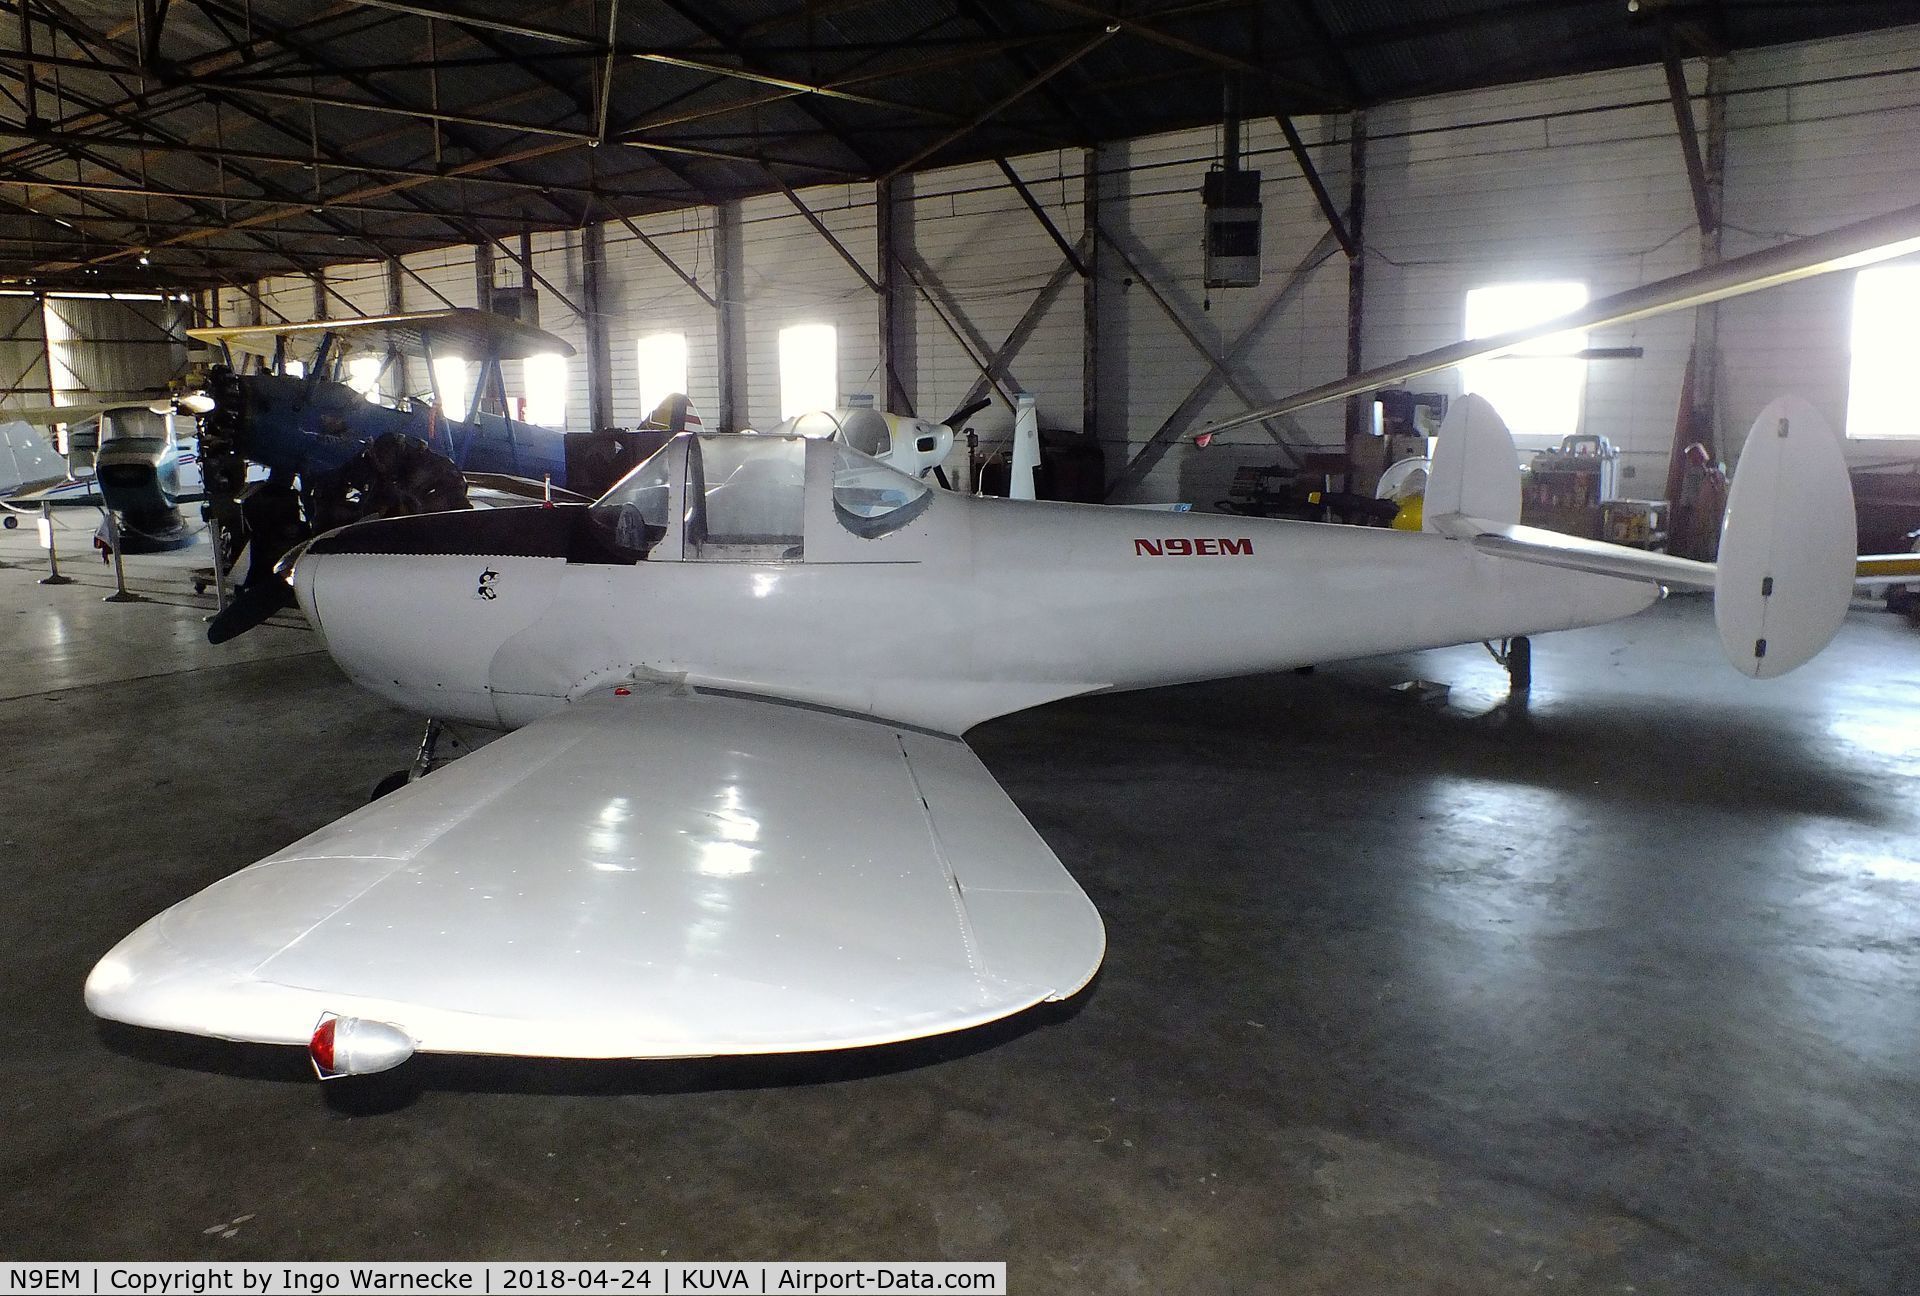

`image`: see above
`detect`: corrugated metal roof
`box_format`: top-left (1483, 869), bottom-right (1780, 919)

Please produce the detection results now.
top-left (4, 1), bottom-right (1916, 288)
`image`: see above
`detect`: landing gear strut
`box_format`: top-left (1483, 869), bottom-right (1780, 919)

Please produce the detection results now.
top-left (1483, 635), bottom-right (1531, 692)
top-left (371, 718), bottom-right (447, 801)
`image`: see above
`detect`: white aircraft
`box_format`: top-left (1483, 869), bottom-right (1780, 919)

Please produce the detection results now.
top-left (762, 395), bottom-right (989, 487)
top-left (0, 397), bottom-right (213, 515)
top-left (82, 198), bottom-right (1920, 1082)
top-left (1, 399), bottom-right (218, 550)
top-left (83, 387), bottom-right (1852, 1079)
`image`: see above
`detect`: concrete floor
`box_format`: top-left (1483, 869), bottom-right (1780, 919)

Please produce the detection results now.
top-left (3, 528), bottom-right (1918, 1294)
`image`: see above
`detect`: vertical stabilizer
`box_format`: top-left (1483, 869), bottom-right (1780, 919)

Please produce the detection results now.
top-left (1423, 393), bottom-right (1521, 532)
top-left (1713, 397), bottom-right (1856, 678)
top-left (0, 419), bottom-right (67, 494)
top-left (1010, 393), bottom-right (1040, 501)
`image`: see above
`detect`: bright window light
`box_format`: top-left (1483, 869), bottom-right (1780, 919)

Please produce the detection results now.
top-left (778, 322), bottom-right (837, 419)
top-left (523, 353), bottom-right (567, 428)
top-left (1459, 281), bottom-right (1589, 441)
top-left (346, 355), bottom-right (383, 403)
top-left (1847, 266), bottom-right (1920, 440)
top-left (284, 358), bottom-right (306, 379)
top-left (432, 355), bottom-right (470, 416)
top-left (636, 332), bottom-right (689, 419)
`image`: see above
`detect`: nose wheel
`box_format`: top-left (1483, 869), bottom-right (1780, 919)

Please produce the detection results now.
top-left (1483, 636), bottom-right (1532, 692)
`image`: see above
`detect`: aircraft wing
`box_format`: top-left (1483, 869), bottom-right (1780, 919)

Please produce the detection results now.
top-left (10, 400), bottom-right (151, 426)
top-left (188, 308), bottom-right (575, 363)
top-left (1856, 552), bottom-right (1920, 587)
top-left (0, 418), bottom-right (69, 496)
top-left (87, 687), bottom-right (1105, 1060)
top-left (462, 471), bottom-right (593, 507)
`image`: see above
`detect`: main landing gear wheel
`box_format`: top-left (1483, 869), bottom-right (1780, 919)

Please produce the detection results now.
top-left (2, 514), bottom-right (17, 529)
top-left (1483, 635), bottom-right (1532, 692)
top-left (369, 769), bottom-right (412, 801)
top-left (370, 718), bottom-right (458, 801)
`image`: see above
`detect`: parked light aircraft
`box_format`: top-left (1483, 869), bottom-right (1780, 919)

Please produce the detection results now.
top-left (1, 398), bottom-right (214, 551)
top-left (84, 387), bottom-right (1853, 1078)
top-left (763, 394), bottom-right (991, 487)
top-left (83, 199), bottom-right (1920, 1082)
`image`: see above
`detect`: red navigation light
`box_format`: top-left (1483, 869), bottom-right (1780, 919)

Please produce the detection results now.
top-left (309, 1016), bottom-right (338, 1075)
top-left (307, 1013), bottom-right (415, 1080)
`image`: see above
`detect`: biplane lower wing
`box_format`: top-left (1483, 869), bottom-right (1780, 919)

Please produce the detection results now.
top-left (87, 687), bottom-right (1106, 1062)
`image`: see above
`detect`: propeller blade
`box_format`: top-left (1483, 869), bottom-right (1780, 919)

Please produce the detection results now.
top-left (1202, 196), bottom-right (1920, 438)
top-left (206, 577), bottom-right (295, 645)
top-left (942, 396), bottom-right (992, 429)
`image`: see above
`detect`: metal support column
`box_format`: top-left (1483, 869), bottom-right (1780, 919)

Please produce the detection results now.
top-left (876, 176), bottom-right (913, 414)
top-left (474, 241), bottom-right (495, 313)
top-left (1344, 110), bottom-right (1369, 448)
top-left (1663, 47), bottom-right (1717, 238)
top-left (716, 200), bottom-right (747, 431)
top-left (1691, 58), bottom-right (1728, 445)
top-left (1082, 145), bottom-right (1101, 449)
top-left (385, 256), bottom-right (410, 398)
top-left (581, 223), bottom-right (613, 432)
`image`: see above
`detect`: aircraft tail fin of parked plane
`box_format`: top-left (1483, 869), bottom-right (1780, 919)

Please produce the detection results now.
top-left (1425, 394), bottom-right (1857, 679)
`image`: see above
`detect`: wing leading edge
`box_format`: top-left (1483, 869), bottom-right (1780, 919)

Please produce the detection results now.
top-left (87, 689), bottom-right (1105, 1060)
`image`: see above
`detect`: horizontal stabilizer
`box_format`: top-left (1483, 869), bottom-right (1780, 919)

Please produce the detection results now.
top-left (1468, 525), bottom-right (1717, 590)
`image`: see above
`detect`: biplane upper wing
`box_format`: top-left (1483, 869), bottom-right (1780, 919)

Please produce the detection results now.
top-left (10, 399), bottom-right (163, 426)
top-left (87, 686), bottom-right (1105, 1060)
top-left (188, 308), bottom-right (575, 364)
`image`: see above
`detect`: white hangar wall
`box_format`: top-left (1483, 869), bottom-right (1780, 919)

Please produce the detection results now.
top-left (209, 21), bottom-right (1920, 501)
top-left (1718, 25), bottom-right (1920, 458)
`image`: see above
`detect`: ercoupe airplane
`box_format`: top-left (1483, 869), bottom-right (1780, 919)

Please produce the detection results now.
top-left (83, 198), bottom-right (1920, 1082)
top-left (84, 390), bottom-right (1851, 1078)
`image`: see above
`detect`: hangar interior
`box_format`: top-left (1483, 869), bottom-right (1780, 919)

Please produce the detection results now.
top-left (3, 2), bottom-right (1919, 1292)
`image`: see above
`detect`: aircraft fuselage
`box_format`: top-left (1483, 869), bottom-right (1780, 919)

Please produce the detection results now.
top-left (294, 438), bottom-right (1658, 736)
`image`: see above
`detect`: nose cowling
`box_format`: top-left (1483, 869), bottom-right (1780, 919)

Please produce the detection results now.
top-left (296, 506), bottom-right (581, 728)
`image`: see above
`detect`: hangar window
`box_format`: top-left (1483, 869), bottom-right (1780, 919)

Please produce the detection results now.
top-left (637, 332), bottom-right (689, 418)
top-left (432, 355), bottom-right (471, 416)
top-left (779, 323), bottom-right (837, 418)
top-left (345, 355), bottom-right (383, 402)
top-left (1846, 266), bottom-right (1920, 440)
top-left (523, 353), bottom-right (568, 428)
top-left (1460, 281), bottom-right (1589, 443)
